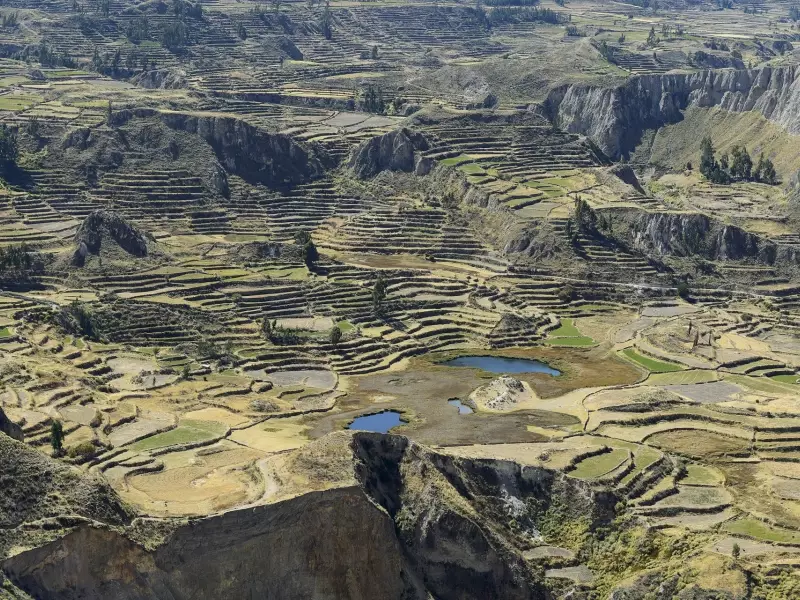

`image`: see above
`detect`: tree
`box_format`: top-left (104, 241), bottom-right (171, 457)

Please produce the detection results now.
top-left (0, 124), bottom-right (18, 171)
top-left (372, 274), bottom-right (387, 314)
top-left (329, 324), bottom-right (342, 346)
top-left (761, 156), bottom-right (777, 184)
top-left (753, 153), bottom-right (776, 184)
top-left (261, 317), bottom-right (272, 339)
top-left (730, 145), bottom-right (752, 180)
top-left (320, 6), bottom-right (333, 39)
top-left (237, 23), bottom-right (247, 39)
top-left (699, 137), bottom-right (730, 184)
top-left (370, 45), bottom-right (378, 59)
top-left (676, 281), bottom-right (690, 299)
top-left (647, 26), bottom-right (657, 46)
top-left (161, 20), bottom-right (188, 50)
top-left (302, 239), bottom-right (318, 270)
top-left (574, 196), bottom-right (596, 233)
top-left (699, 136), bottom-right (716, 177)
top-left (732, 542), bottom-right (740, 559)
top-left (51, 420), bottom-right (64, 456)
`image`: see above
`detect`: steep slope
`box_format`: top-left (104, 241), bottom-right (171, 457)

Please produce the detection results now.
top-left (3, 432), bottom-right (613, 600)
top-left (547, 66), bottom-right (800, 159)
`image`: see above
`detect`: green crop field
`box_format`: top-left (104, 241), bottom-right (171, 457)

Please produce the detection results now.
top-left (621, 348), bottom-right (685, 373)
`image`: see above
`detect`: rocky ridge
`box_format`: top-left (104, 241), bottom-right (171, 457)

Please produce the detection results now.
top-left (547, 66), bottom-right (800, 159)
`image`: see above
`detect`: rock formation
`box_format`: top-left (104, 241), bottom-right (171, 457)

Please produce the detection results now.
top-left (2, 432), bottom-right (614, 600)
top-left (547, 66), bottom-right (800, 159)
top-left (594, 206), bottom-right (782, 264)
top-left (469, 376), bottom-right (532, 411)
top-left (349, 128), bottom-right (432, 179)
top-left (72, 210), bottom-right (149, 267)
top-left (158, 112), bottom-right (331, 188)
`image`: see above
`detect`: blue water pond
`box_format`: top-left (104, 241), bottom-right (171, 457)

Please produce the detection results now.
top-left (448, 399), bottom-right (474, 414)
top-left (348, 411), bottom-right (406, 433)
top-left (442, 355), bottom-right (560, 376)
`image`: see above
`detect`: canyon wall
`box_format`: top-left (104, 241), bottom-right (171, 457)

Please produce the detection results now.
top-left (3, 432), bottom-right (615, 600)
top-left (546, 66), bottom-right (800, 159)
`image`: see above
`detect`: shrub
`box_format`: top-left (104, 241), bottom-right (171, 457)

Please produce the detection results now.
top-left (50, 420), bottom-right (64, 456)
top-left (0, 124), bottom-right (18, 171)
top-left (329, 325), bottom-right (342, 346)
top-left (68, 441), bottom-right (97, 459)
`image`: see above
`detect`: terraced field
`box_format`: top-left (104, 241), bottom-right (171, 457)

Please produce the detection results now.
top-left (1, 0), bottom-right (800, 596)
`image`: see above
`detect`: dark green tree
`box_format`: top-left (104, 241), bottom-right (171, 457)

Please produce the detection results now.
top-left (51, 420), bottom-right (64, 455)
top-left (329, 324), bottom-right (342, 346)
top-left (699, 136), bottom-right (716, 177)
top-left (302, 239), bottom-right (319, 270)
top-left (761, 156), bottom-right (777, 184)
top-left (0, 124), bottom-right (18, 171)
top-left (730, 145), bottom-right (752, 180)
top-left (372, 274), bottom-right (387, 314)
top-left (320, 6), bottom-right (333, 39)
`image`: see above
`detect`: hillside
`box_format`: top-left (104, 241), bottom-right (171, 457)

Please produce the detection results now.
top-left (1, 0), bottom-right (800, 596)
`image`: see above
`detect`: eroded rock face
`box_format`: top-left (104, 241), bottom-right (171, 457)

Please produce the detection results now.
top-left (3, 433), bottom-right (614, 600)
top-left (5, 488), bottom-right (409, 600)
top-left (547, 66), bottom-right (800, 159)
top-left (349, 128), bottom-right (431, 179)
top-left (72, 210), bottom-right (149, 266)
top-left (130, 69), bottom-right (187, 90)
top-left (595, 206), bottom-right (780, 264)
top-left (159, 112), bottom-right (330, 188)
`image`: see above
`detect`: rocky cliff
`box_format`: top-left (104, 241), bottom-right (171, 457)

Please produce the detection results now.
top-left (3, 432), bottom-right (614, 600)
top-left (159, 112), bottom-right (332, 188)
top-left (546, 66), bottom-right (800, 159)
top-left (593, 206), bottom-right (796, 266)
top-left (349, 128), bottom-right (433, 179)
top-left (104, 109), bottom-right (330, 189)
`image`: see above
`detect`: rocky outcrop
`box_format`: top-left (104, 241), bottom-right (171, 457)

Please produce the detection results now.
top-left (469, 376), bottom-right (531, 411)
top-left (159, 112), bottom-right (330, 188)
top-left (131, 69), bottom-right (187, 90)
top-left (3, 433), bottom-right (615, 600)
top-left (0, 407), bottom-right (21, 442)
top-left (349, 128), bottom-right (432, 179)
top-left (608, 164), bottom-right (645, 194)
top-left (546, 66), bottom-right (800, 159)
top-left (5, 487), bottom-right (409, 600)
top-left (72, 210), bottom-right (149, 266)
top-left (0, 434), bottom-right (132, 559)
top-left (595, 206), bottom-right (783, 264)
top-left (690, 50), bottom-right (744, 70)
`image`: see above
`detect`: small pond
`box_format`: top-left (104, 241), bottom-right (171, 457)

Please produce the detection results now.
top-left (348, 411), bottom-right (406, 433)
top-left (442, 355), bottom-right (561, 376)
top-left (448, 399), bottom-right (474, 415)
